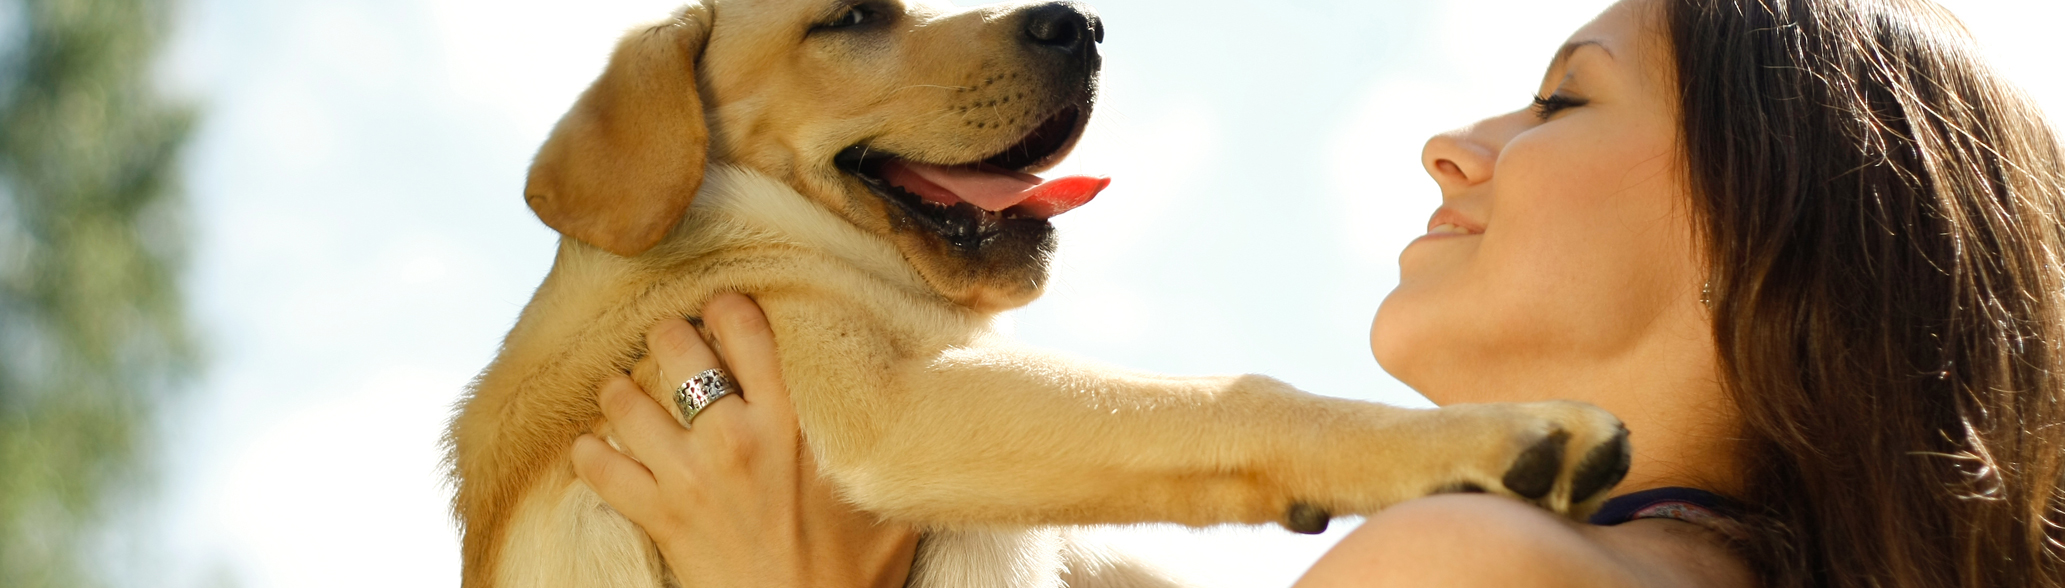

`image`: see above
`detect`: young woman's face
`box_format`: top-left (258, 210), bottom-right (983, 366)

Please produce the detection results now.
top-left (1371, 0), bottom-right (1705, 405)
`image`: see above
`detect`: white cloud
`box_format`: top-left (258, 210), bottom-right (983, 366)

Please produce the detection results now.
top-left (425, 0), bottom-right (686, 139)
top-left (216, 368), bottom-right (468, 588)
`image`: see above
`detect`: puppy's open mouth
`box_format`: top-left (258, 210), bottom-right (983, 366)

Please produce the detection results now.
top-left (836, 105), bottom-right (1108, 248)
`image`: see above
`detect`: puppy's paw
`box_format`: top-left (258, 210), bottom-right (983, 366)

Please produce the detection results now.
top-left (1429, 401), bottom-right (1630, 518)
top-left (1268, 399), bottom-right (1628, 532)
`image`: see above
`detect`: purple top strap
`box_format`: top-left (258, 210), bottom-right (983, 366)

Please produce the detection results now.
top-left (1588, 486), bottom-right (1746, 539)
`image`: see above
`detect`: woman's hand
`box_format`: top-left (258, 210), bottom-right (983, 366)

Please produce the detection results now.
top-left (569, 293), bottom-right (919, 588)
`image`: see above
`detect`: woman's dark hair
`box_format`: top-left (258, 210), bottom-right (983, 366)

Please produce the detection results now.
top-left (1669, 0), bottom-right (2065, 585)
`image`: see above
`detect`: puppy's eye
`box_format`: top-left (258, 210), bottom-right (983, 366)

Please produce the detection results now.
top-left (822, 5), bottom-right (873, 29)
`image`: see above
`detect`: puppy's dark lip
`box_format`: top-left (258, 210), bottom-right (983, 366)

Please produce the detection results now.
top-left (981, 104), bottom-right (1088, 173)
top-left (834, 100), bottom-right (1091, 176)
top-left (835, 149), bottom-right (1042, 251)
top-left (830, 98), bottom-right (1092, 249)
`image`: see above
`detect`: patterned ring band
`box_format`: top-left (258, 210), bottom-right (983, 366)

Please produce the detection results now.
top-left (674, 368), bottom-right (739, 425)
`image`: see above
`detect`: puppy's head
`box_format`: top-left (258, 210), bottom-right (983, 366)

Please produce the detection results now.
top-left (527, 0), bottom-right (1104, 313)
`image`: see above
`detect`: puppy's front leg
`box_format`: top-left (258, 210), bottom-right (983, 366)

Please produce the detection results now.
top-left (813, 345), bottom-right (1630, 532)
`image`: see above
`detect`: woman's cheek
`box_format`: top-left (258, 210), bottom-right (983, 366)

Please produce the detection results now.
top-left (1482, 211), bottom-right (1631, 334)
top-left (1485, 181), bottom-right (1696, 352)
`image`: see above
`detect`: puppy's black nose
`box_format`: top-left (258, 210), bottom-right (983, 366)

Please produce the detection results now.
top-left (1022, 1), bottom-right (1102, 55)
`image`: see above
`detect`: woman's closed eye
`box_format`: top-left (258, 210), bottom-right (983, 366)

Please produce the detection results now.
top-left (1531, 93), bottom-right (1589, 120)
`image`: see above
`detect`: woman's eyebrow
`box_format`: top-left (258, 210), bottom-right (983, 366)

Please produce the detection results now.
top-left (1555, 39), bottom-right (1615, 66)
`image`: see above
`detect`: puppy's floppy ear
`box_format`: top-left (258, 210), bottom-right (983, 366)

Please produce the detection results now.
top-left (525, 4), bottom-right (713, 257)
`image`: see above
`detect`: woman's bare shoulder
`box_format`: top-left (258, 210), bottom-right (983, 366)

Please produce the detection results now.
top-left (1293, 494), bottom-right (1756, 588)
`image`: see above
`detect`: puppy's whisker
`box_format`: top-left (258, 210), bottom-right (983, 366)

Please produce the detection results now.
top-left (986, 103), bottom-right (1011, 133)
top-left (892, 84), bottom-right (974, 94)
top-left (924, 107), bottom-right (963, 126)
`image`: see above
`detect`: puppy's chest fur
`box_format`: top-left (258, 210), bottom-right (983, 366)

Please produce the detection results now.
top-left (472, 166), bottom-right (1099, 588)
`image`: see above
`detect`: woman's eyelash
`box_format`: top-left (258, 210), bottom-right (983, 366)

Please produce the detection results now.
top-left (1531, 94), bottom-right (1588, 120)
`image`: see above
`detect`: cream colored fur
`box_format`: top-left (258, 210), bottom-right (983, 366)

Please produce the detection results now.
top-left (457, 166), bottom-right (1624, 587)
top-left (480, 167), bottom-right (1203, 587)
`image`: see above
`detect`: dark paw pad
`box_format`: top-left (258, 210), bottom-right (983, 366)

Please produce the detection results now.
top-left (1569, 425), bottom-right (1632, 502)
top-left (1284, 502), bottom-right (1331, 535)
top-left (1501, 430), bottom-right (1570, 500)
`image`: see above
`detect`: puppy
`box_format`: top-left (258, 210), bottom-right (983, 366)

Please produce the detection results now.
top-left (445, 1), bottom-right (1634, 586)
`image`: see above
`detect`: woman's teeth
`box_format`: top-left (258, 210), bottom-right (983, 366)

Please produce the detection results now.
top-left (1427, 223), bottom-right (1473, 236)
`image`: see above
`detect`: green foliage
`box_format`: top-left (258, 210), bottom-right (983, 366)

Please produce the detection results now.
top-left (0, 0), bottom-right (195, 585)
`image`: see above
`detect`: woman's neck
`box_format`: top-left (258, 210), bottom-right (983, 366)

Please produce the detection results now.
top-left (1566, 335), bottom-right (1744, 497)
top-left (1420, 320), bottom-right (1746, 497)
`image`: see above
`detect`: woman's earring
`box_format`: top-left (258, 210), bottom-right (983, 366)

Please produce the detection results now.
top-left (1700, 281), bottom-right (1713, 308)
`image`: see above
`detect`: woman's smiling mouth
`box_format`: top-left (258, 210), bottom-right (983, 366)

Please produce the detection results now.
top-left (1417, 207), bottom-right (1486, 241)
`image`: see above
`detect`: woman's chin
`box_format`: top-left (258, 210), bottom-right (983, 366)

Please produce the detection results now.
top-left (1371, 288), bottom-right (1504, 407)
top-left (1369, 293), bottom-right (1435, 398)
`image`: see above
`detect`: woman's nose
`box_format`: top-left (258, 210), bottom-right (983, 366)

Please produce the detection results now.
top-left (1422, 123), bottom-right (1500, 192)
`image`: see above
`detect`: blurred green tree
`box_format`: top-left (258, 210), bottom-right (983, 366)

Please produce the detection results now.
top-left (0, 0), bottom-right (195, 585)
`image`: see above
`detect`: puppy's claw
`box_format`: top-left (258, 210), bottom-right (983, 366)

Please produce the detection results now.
top-left (1501, 429), bottom-right (1570, 500)
top-left (1569, 425), bottom-right (1632, 503)
top-left (1284, 502), bottom-right (1331, 534)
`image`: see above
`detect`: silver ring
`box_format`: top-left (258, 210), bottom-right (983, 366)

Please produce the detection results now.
top-left (674, 368), bottom-right (737, 425)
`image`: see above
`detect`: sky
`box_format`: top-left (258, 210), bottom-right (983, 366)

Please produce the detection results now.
top-left (134, 0), bottom-right (2065, 586)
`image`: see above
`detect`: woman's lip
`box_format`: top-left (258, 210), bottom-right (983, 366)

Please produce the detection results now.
top-left (1409, 227), bottom-right (1480, 245)
top-left (1425, 207), bottom-right (1486, 236)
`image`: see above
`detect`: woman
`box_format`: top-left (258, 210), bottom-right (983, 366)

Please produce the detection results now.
top-left (569, 0), bottom-right (2065, 585)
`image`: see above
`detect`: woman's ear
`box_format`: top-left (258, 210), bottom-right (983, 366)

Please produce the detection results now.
top-left (525, 4), bottom-right (712, 257)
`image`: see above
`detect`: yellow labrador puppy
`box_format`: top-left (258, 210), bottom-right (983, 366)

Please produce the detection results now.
top-left (445, 0), bottom-right (1633, 586)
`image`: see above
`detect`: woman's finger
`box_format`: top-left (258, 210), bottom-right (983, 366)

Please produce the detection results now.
top-left (570, 433), bottom-right (660, 522)
top-left (646, 316), bottom-right (749, 426)
top-left (595, 376), bottom-right (688, 464)
top-left (648, 317), bottom-right (724, 388)
top-left (702, 293), bottom-right (793, 422)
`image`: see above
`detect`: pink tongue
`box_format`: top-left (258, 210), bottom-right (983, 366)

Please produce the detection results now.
top-left (880, 160), bottom-right (1109, 219)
